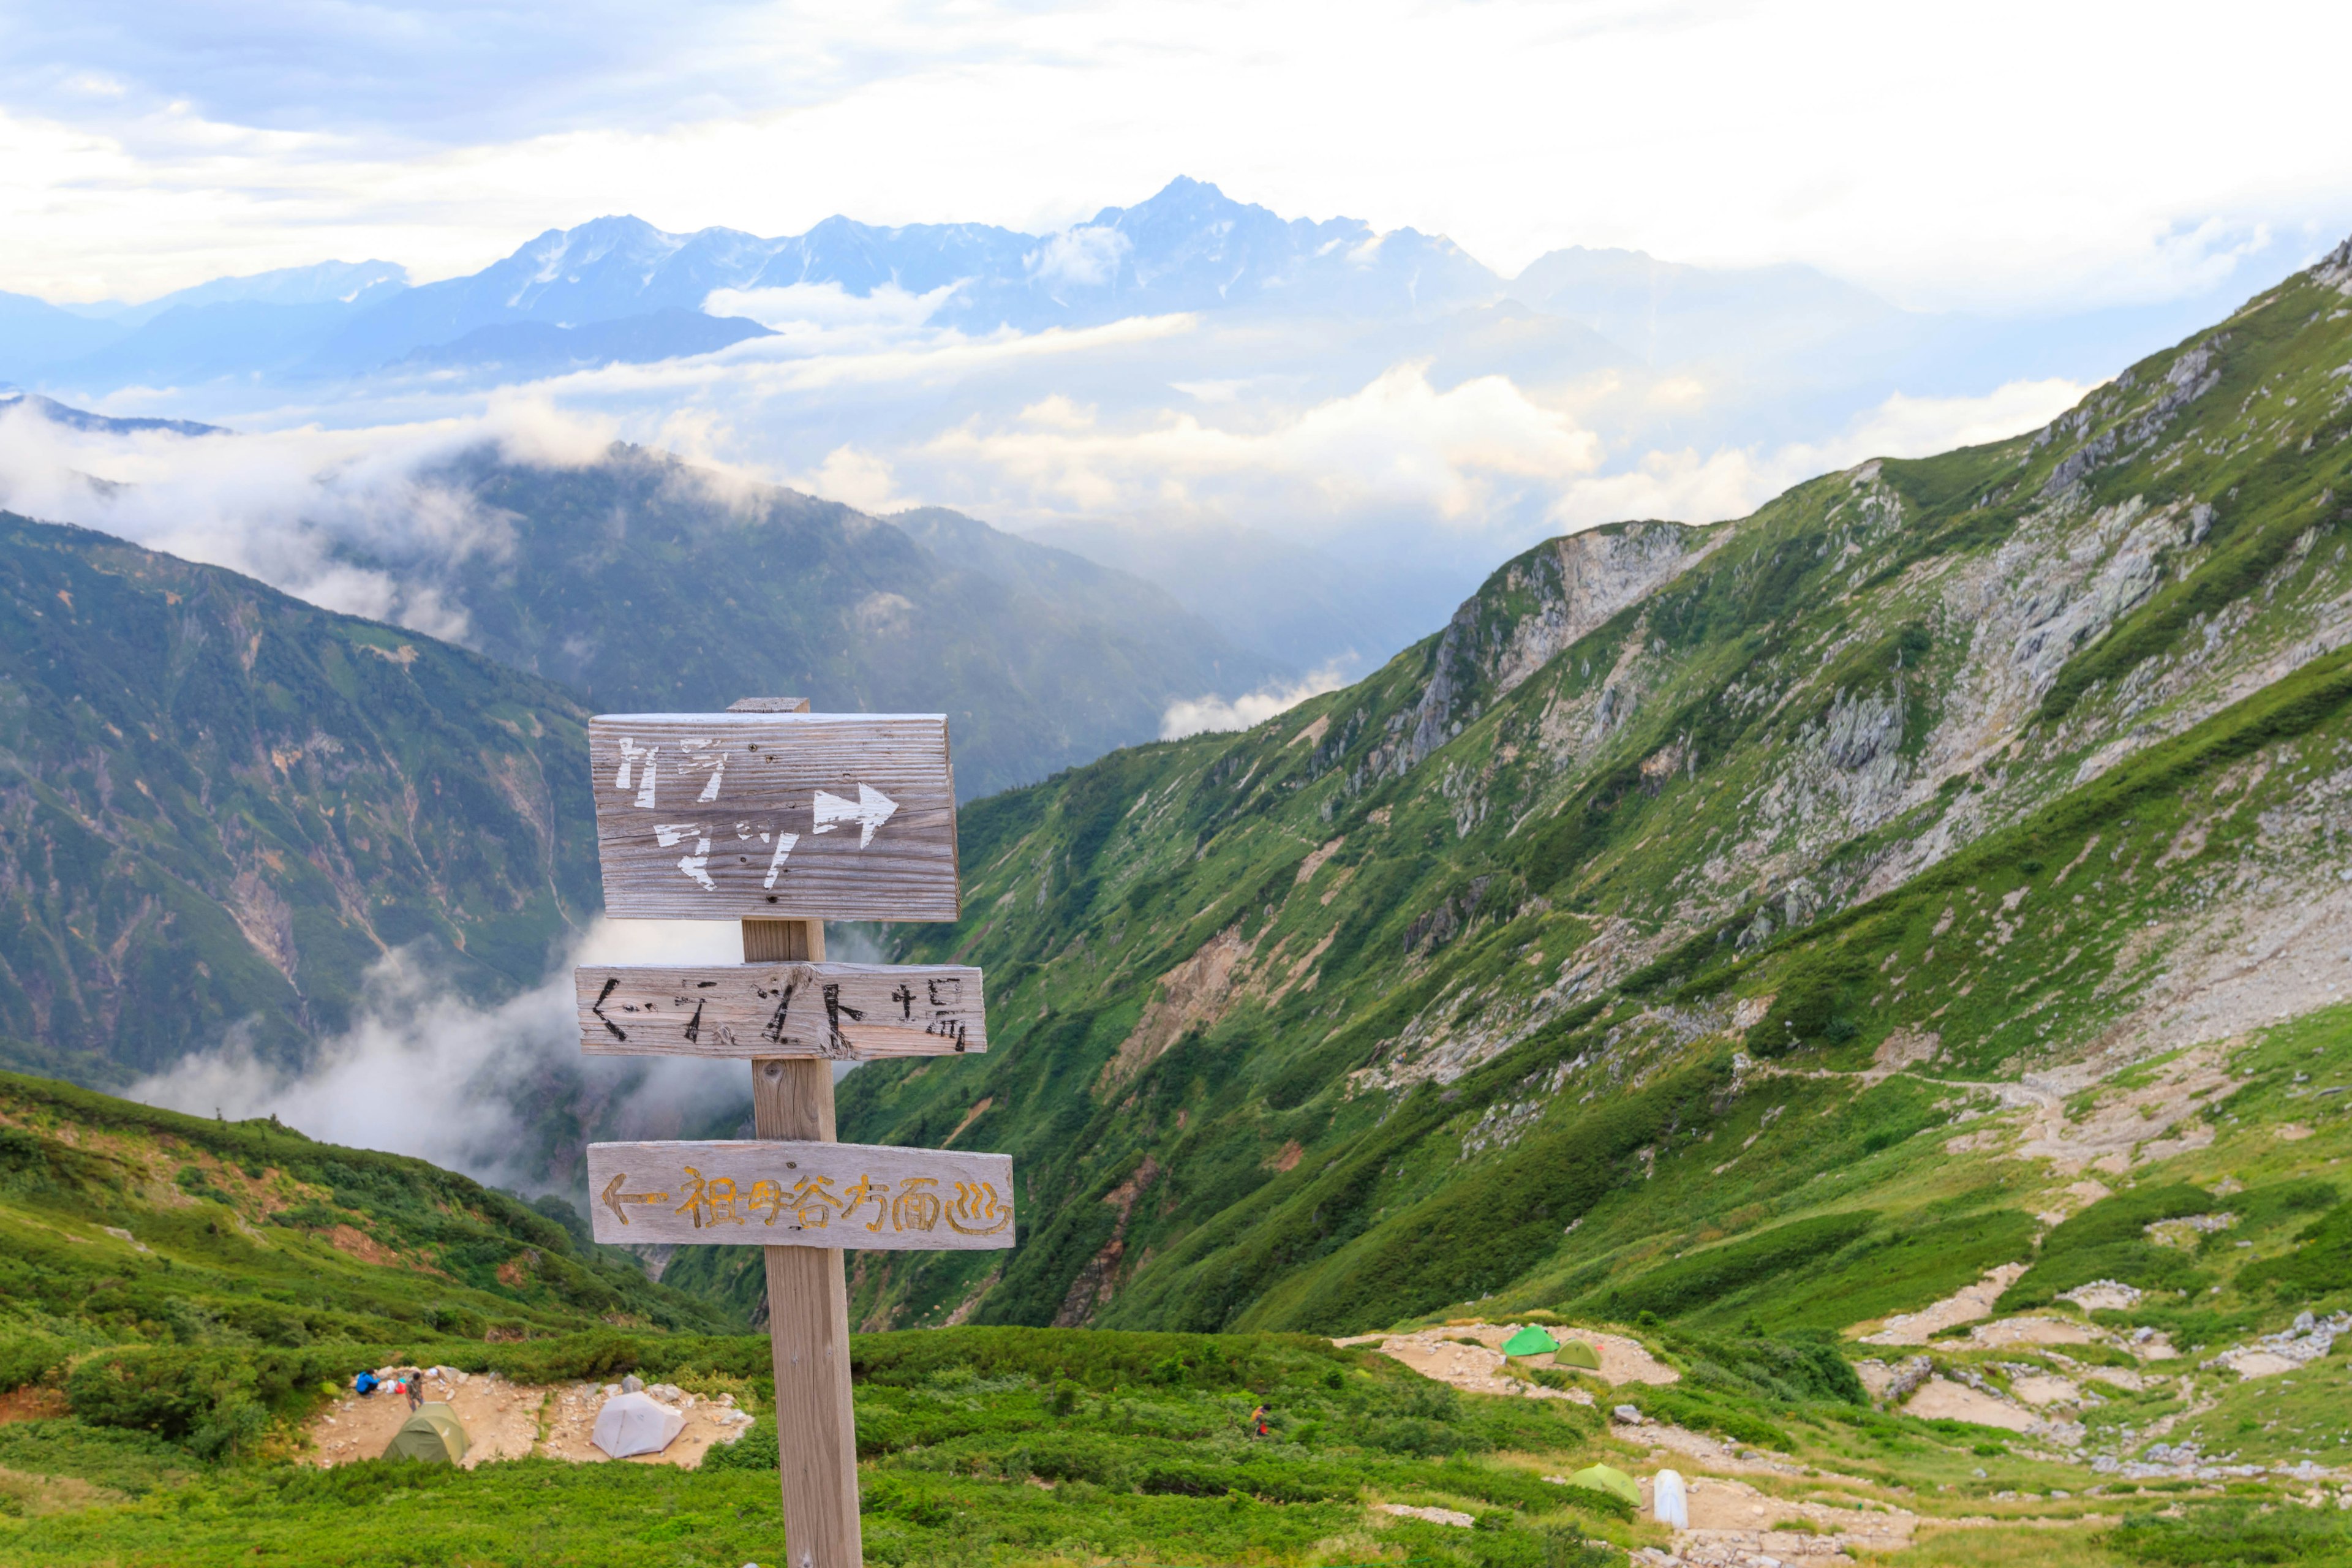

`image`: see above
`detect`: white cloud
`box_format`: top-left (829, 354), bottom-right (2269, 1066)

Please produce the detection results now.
top-left (1026, 225), bottom-right (1131, 288)
top-left (799, 445), bottom-right (907, 513)
top-left (127, 918), bottom-right (752, 1185)
top-left (1, 1), bottom-right (2346, 311)
top-left (1161, 663), bottom-right (1352, 741)
top-left (703, 279), bottom-right (960, 340)
top-left (1537, 375), bottom-right (2095, 533)
top-left (1836, 378), bottom-right (2093, 462)
top-left (0, 394), bottom-right (614, 643)
top-left (927, 362), bottom-right (1604, 524)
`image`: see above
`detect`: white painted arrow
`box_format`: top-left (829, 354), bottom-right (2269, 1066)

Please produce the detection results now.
top-left (810, 782), bottom-right (898, 847)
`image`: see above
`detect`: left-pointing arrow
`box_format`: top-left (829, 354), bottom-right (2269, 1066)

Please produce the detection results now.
top-left (600, 1172), bottom-right (671, 1226)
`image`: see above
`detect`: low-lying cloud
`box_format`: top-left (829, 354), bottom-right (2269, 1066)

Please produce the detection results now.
top-left (927, 363), bottom-right (1606, 526)
top-left (1161, 663), bottom-right (1351, 741)
top-left (703, 279), bottom-right (961, 346)
top-left (1534, 375), bottom-right (2093, 536)
top-left (0, 393), bottom-right (616, 643)
top-left (128, 918), bottom-right (756, 1193)
top-left (0, 315), bottom-right (2095, 714)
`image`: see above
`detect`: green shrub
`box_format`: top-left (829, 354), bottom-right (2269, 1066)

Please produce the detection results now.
top-left (0, 1333), bottom-right (72, 1393)
top-left (1999, 1185), bottom-right (2218, 1310)
top-left (0, 1417), bottom-right (195, 1494)
top-left (1626, 1387), bottom-right (1793, 1450)
top-left (702, 1417), bottom-right (777, 1473)
top-left (66, 1344), bottom-right (352, 1457)
top-left (1668, 1330), bottom-right (1869, 1406)
top-left (1584, 1213), bottom-right (1877, 1320)
top-left (2239, 1199), bottom-right (2352, 1302)
top-left (2109, 1497), bottom-right (2352, 1564)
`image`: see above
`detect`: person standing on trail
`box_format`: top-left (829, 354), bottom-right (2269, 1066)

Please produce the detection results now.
top-left (407, 1371), bottom-right (424, 1412)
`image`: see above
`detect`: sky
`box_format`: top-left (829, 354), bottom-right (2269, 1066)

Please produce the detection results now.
top-left (5, 0), bottom-right (2349, 311)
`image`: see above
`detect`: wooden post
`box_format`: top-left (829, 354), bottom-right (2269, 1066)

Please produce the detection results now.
top-left (578, 695), bottom-right (1000, 1568)
top-left (745, 914), bottom-right (861, 1568)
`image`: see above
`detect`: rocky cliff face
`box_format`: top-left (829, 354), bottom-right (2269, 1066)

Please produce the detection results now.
top-left (1400, 521), bottom-right (1715, 773)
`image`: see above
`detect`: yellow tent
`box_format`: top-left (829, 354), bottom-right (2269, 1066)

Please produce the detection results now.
top-left (383, 1403), bottom-right (469, 1464)
top-left (1569, 1463), bottom-right (1639, 1506)
top-left (1552, 1338), bottom-right (1601, 1370)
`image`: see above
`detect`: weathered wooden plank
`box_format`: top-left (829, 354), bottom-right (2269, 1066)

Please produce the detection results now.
top-left (744, 917), bottom-right (862, 1568)
top-left (585, 1140), bottom-right (1014, 1249)
top-left (589, 712), bottom-right (959, 922)
top-left (575, 961), bottom-right (985, 1058)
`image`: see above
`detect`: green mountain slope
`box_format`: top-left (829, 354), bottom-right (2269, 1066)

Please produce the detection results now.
top-left (0, 1069), bottom-right (732, 1406)
top-left (0, 451), bottom-right (1272, 1085)
top-left (368, 450), bottom-right (1280, 799)
top-left (823, 236), bottom-right (2352, 1338)
top-left (0, 514), bottom-right (596, 1080)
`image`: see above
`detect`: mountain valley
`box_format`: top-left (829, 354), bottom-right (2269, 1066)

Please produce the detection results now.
top-left (0, 227), bottom-right (2344, 1568)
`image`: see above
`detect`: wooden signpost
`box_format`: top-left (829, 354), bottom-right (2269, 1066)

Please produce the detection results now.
top-left (577, 696), bottom-right (1004, 1568)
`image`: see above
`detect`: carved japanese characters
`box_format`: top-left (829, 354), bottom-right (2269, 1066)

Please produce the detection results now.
top-left (584, 1141), bottom-right (1015, 1250)
top-left (576, 962), bottom-right (986, 1058)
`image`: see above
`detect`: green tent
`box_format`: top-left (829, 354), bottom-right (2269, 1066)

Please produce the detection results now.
top-left (1551, 1338), bottom-right (1601, 1370)
top-left (1501, 1325), bottom-right (1559, 1357)
top-left (383, 1403), bottom-right (469, 1464)
top-left (1569, 1463), bottom-right (1640, 1506)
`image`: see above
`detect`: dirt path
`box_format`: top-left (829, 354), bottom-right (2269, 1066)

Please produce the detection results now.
top-left (304, 1369), bottom-right (749, 1469)
top-left (1857, 1263), bottom-right (2028, 1345)
top-left (1656, 1471), bottom-right (1918, 1559)
top-left (1901, 1377), bottom-right (2037, 1434)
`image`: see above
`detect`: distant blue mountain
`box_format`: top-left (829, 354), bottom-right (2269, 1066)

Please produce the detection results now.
top-left (385, 307), bottom-right (772, 377)
top-left (5, 178), bottom-right (2266, 412)
top-left (100, 259), bottom-right (410, 329)
top-left (0, 293), bottom-right (130, 374)
top-left (47, 300), bottom-right (368, 388)
top-left (0, 393), bottom-right (224, 437)
top-left (306, 178), bottom-right (1502, 373)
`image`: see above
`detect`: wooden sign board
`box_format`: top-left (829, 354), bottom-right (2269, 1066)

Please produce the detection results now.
top-left (576, 961), bottom-right (986, 1058)
top-left (588, 713), bottom-right (959, 922)
top-left (586, 1140), bottom-right (1014, 1250)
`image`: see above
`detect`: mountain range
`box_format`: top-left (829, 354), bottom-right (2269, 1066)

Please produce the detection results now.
top-left (2, 178), bottom-right (2266, 409)
top-left (9, 178), bottom-right (2306, 695)
top-left (388, 447), bottom-right (1280, 798)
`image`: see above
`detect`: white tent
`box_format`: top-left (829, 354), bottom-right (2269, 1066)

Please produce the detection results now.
top-left (1652, 1468), bottom-right (1689, 1529)
top-left (592, 1391), bottom-right (685, 1458)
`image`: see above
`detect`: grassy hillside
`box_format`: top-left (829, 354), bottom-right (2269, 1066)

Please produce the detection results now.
top-left (0, 515), bottom-right (598, 1080)
top-left (3, 250), bottom-right (2351, 1568)
top-left (0, 1069), bottom-right (732, 1457)
top-left (0, 1069), bottom-right (729, 1349)
top-left (0, 1071), bottom-right (2342, 1564)
top-left (822, 239), bottom-right (2352, 1343)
